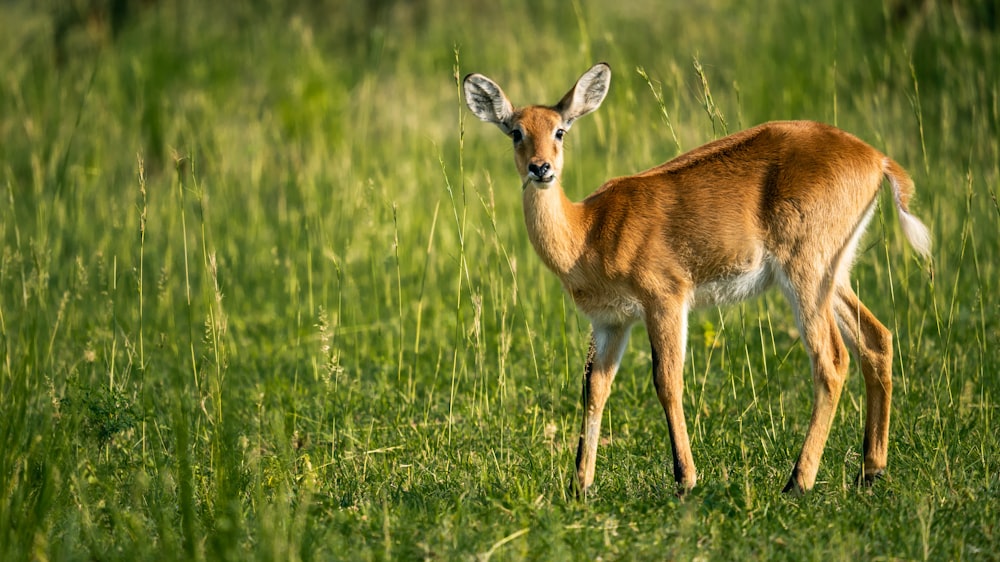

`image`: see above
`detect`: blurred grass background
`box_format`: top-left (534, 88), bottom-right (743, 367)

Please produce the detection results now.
top-left (1, 0), bottom-right (997, 560)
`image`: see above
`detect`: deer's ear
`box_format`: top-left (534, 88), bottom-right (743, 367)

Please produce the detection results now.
top-left (464, 73), bottom-right (515, 134)
top-left (554, 63), bottom-right (611, 127)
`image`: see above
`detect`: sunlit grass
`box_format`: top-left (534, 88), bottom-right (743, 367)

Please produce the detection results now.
top-left (1, 0), bottom-right (997, 560)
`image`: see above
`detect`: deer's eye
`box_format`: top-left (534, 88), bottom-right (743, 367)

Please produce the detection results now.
top-left (555, 129), bottom-right (566, 141)
top-left (511, 129), bottom-right (523, 143)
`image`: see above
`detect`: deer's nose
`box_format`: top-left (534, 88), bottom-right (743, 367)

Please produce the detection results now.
top-left (528, 162), bottom-right (550, 178)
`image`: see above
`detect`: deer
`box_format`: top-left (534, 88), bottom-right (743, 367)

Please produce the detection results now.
top-left (463, 62), bottom-right (932, 496)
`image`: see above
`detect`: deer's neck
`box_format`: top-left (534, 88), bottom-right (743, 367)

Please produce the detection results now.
top-left (522, 183), bottom-right (587, 276)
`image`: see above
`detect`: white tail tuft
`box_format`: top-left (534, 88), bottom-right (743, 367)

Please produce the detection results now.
top-left (884, 159), bottom-right (932, 259)
top-left (897, 208), bottom-right (932, 259)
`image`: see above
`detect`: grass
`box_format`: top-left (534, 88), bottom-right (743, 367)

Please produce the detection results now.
top-left (1, 0), bottom-right (998, 559)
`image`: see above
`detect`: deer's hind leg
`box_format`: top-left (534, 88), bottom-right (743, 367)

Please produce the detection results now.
top-left (778, 259), bottom-right (851, 494)
top-left (834, 284), bottom-right (894, 485)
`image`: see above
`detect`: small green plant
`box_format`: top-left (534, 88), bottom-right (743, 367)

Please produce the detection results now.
top-left (66, 384), bottom-right (139, 446)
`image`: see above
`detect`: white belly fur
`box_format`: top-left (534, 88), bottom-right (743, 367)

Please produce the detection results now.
top-left (574, 256), bottom-right (779, 327)
top-left (692, 256), bottom-right (778, 309)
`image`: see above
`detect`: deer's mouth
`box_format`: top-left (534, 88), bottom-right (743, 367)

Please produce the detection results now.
top-left (528, 172), bottom-right (556, 185)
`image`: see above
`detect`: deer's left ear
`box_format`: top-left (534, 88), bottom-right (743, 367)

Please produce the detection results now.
top-left (554, 63), bottom-right (611, 127)
top-left (464, 73), bottom-right (515, 134)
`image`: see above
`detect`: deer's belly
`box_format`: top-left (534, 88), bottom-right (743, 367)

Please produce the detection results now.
top-left (570, 286), bottom-right (646, 327)
top-left (692, 256), bottom-right (778, 309)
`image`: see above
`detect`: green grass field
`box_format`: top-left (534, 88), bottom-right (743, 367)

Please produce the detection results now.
top-left (1, 0), bottom-right (997, 559)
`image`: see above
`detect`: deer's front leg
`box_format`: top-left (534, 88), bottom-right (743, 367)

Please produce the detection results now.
top-left (574, 324), bottom-right (630, 497)
top-left (647, 302), bottom-right (697, 494)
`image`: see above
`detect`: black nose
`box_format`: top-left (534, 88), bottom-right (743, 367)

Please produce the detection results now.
top-left (529, 162), bottom-right (550, 177)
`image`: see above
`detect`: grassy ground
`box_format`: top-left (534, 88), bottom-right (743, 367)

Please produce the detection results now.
top-left (1, 0), bottom-right (997, 560)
